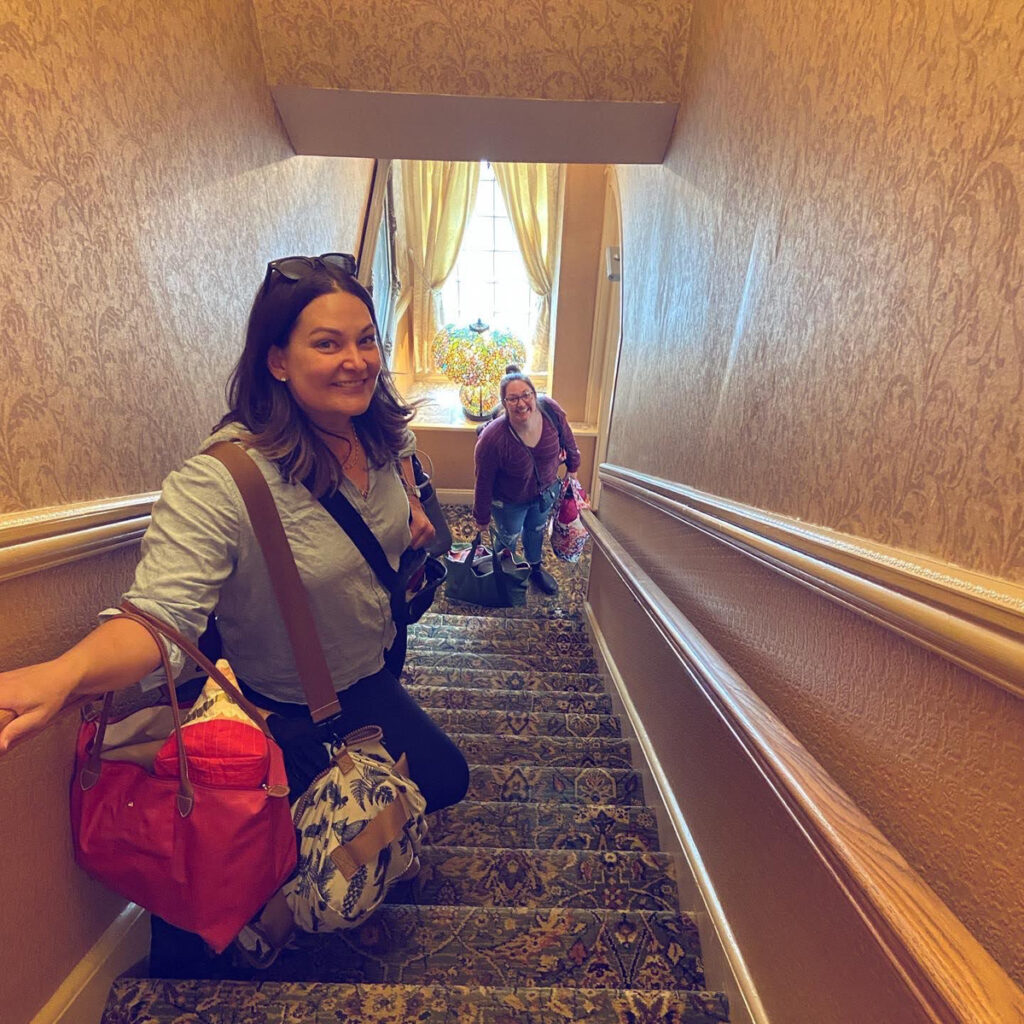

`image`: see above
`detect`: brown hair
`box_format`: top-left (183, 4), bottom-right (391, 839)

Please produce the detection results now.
top-left (215, 260), bottom-right (416, 496)
top-left (499, 364), bottom-right (537, 404)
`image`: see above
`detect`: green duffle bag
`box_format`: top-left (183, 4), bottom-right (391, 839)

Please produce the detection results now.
top-left (445, 533), bottom-right (529, 608)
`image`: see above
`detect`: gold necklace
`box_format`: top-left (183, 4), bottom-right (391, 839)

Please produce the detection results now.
top-left (314, 425), bottom-right (370, 498)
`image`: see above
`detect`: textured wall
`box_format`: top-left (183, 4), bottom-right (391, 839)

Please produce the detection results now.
top-left (252, 0), bottom-right (691, 102)
top-left (599, 489), bottom-right (1024, 987)
top-left (0, 1), bottom-right (370, 1019)
top-left (614, 0), bottom-right (1024, 581)
top-left (607, 0), bottom-right (1024, 989)
top-left (0, 0), bottom-right (372, 514)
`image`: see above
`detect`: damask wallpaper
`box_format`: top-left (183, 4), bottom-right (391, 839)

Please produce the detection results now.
top-left (614, 0), bottom-right (1024, 583)
top-left (0, 4), bottom-right (369, 1018)
top-left (252, 0), bottom-right (691, 103)
top-left (609, 0), bottom-right (1024, 987)
top-left (0, 0), bottom-right (372, 514)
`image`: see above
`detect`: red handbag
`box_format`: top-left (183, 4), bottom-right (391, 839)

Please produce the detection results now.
top-left (69, 603), bottom-right (297, 953)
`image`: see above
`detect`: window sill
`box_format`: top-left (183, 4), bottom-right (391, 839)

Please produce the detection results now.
top-left (401, 381), bottom-right (490, 428)
top-left (399, 380), bottom-right (598, 435)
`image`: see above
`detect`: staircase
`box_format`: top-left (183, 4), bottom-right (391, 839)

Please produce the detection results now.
top-left (101, 516), bottom-right (730, 1023)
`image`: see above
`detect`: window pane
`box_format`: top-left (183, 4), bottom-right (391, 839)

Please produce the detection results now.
top-left (494, 217), bottom-right (519, 253)
top-left (434, 160), bottom-right (542, 369)
top-left (475, 179), bottom-right (496, 216)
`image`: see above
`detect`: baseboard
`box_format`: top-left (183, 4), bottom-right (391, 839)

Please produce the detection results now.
top-left (437, 488), bottom-right (474, 506)
top-left (31, 904), bottom-right (149, 1024)
top-left (584, 602), bottom-right (763, 1024)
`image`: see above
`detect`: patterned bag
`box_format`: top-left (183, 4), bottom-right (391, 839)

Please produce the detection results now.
top-left (550, 477), bottom-right (590, 562)
top-left (284, 725), bottom-right (428, 932)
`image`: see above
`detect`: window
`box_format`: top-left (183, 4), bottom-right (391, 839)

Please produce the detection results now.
top-left (439, 162), bottom-right (537, 366)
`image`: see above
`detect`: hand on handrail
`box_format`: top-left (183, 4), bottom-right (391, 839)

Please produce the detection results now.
top-left (0, 659), bottom-right (80, 755)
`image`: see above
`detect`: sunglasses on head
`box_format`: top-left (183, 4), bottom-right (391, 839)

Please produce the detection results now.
top-left (263, 252), bottom-right (358, 292)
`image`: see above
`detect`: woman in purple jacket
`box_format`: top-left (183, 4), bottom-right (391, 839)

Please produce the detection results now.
top-left (473, 366), bottom-right (581, 596)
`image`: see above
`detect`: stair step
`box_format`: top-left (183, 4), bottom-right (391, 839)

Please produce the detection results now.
top-left (413, 614), bottom-right (589, 639)
top-left (405, 649), bottom-right (600, 672)
top-left (411, 684), bottom-right (612, 714)
top-left (410, 631), bottom-right (593, 656)
top-left (467, 764), bottom-right (644, 805)
top-left (428, 707), bottom-right (622, 738)
top-left (389, 845), bottom-right (679, 911)
top-left (451, 733), bottom-right (634, 769)
top-left (427, 800), bottom-right (663, 851)
top-left (403, 665), bottom-right (607, 693)
top-left (105, 978), bottom-right (730, 1024)
top-left (431, 598), bottom-right (585, 621)
top-left (252, 906), bottom-right (706, 990)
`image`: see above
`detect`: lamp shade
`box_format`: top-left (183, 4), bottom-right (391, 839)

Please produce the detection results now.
top-left (433, 323), bottom-right (527, 420)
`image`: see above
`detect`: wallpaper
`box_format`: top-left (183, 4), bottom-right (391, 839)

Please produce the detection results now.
top-left (606, 0), bottom-right (1024, 990)
top-left (0, 0), bottom-right (373, 514)
top-left (0, 3), bottom-right (369, 1018)
top-left (252, 0), bottom-right (691, 102)
top-left (614, 0), bottom-right (1024, 583)
top-left (600, 490), bottom-right (1024, 987)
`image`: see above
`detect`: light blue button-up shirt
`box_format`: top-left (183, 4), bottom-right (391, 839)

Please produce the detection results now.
top-left (104, 423), bottom-right (414, 704)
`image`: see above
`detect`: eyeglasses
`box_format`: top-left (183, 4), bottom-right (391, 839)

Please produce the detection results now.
top-left (504, 392), bottom-right (534, 406)
top-left (263, 252), bottom-right (357, 292)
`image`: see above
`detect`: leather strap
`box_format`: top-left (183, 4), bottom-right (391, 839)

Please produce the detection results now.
top-left (204, 441), bottom-right (341, 723)
top-left (329, 791), bottom-right (415, 880)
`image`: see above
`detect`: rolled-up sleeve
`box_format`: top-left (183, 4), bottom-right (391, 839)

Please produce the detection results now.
top-left (100, 455), bottom-right (240, 682)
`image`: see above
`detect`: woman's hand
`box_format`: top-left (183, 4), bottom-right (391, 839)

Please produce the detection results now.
top-left (0, 617), bottom-right (161, 755)
top-left (408, 498), bottom-right (436, 550)
top-left (0, 659), bottom-right (81, 754)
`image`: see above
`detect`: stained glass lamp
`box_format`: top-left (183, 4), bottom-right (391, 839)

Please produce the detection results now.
top-left (433, 319), bottom-right (527, 421)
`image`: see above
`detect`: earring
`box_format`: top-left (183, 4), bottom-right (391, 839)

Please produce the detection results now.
top-left (277, 375), bottom-right (288, 382)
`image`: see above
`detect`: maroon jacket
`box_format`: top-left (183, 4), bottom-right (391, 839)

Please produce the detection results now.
top-left (473, 397), bottom-right (581, 525)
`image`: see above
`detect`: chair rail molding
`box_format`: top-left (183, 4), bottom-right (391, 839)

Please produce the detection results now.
top-left (0, 494), bottom-right (157, 585)
top-left (599, 465), bottom-right (1024, 702)
top-left (582, 506), bottom-right (1024, 1024)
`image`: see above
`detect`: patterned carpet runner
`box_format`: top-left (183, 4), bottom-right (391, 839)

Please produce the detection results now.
top-left (101, 510), bottom-right (730, 1023)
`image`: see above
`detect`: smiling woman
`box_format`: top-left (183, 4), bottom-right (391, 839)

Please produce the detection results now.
top-left (0, 251), bottom-right (470, 975)
top-left (266, 290), bottom-right (383, 496)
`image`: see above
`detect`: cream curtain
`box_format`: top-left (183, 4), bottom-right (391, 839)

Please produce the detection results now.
top-left (401, 160), bottom-right (480, 375)
top-left (492, 162), bottom-right (562, 372)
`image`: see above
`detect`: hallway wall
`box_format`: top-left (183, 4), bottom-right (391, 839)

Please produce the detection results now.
top-left (609, 0), bottom-right (1024, 990)
top-left (0, 2), bottom-right (370, 1020)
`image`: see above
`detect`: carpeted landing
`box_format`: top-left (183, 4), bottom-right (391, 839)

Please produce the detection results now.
top-left (101, 516), bottom-right (730, 1023)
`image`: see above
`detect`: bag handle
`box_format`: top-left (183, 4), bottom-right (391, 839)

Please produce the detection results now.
top-left (82, 603), bottom-right (290, 815)
top-left (204, 441), bottom-right (342, 724)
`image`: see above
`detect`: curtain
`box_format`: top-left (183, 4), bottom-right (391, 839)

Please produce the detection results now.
top-left (401, 160), bottom-right (480, 375)
top-left (492, 162), bottom-right (562, 372)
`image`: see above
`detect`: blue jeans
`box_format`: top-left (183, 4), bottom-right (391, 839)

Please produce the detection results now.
top-left (491, 478), bottom-right (563, 565)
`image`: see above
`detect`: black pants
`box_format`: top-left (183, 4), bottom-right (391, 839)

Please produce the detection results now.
top-left (150, 665), bottom-right (468, 977)
top-left (239, 665), bottom-right (468, 815)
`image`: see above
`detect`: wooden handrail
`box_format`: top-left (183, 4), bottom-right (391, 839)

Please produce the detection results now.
top-left (599, 465), bottom-right (1024, 701)
top-left (582, 505), bottom-right (1024, 1024)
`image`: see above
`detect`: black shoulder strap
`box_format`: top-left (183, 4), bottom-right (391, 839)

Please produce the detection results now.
top-left (319, 489), bottom-right (400, 593)
top-left (538, 396), bottom-right (566, 453)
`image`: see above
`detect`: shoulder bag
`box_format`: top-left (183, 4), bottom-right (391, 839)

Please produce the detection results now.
top-left (70, 604), bottom-right (297, 954)
top-left (444, 531), bottom-right (530, 608)
top-left (206, 441), bottom-right (429, 934)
